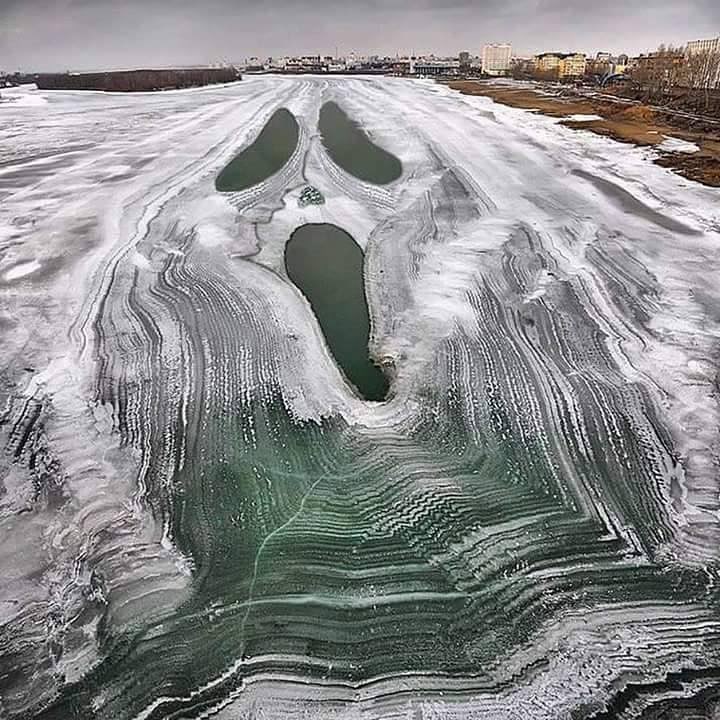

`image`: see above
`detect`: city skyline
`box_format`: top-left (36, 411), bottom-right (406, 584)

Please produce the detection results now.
top-left (1, 0), bottom-right (718, 71)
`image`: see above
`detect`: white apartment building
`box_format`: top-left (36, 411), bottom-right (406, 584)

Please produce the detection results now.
top-left (481, 44), bottom-right (512, 76)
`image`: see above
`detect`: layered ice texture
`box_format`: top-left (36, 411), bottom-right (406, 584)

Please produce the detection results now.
top-left (1, 76), bottom-right (720, 719)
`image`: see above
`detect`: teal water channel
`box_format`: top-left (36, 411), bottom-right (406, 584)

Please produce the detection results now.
top-left (319, 102), bottom-right (402, 184)
top-left (216, 108), bottom-right (299, 191)
top-left (285, 224), bottom-right (389, 401)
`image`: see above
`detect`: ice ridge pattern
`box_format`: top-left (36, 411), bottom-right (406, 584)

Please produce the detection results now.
top-left (1, 77), bottom-right (720, 719)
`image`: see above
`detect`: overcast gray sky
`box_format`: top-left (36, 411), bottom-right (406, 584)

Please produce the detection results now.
top-left (1, 0), bottom-right (718, 71)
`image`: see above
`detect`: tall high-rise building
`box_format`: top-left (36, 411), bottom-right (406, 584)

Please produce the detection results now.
top-left (481, 44), bottom-right (512, 76)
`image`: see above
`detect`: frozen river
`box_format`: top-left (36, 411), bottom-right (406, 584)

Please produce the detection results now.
top-left (1, 76), bottom-right (720, 719)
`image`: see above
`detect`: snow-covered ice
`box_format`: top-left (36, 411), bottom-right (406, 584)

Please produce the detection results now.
top-left (3, 259), bottom-right (41, 280)
top-left (1, 76), bottom-right (720, 720)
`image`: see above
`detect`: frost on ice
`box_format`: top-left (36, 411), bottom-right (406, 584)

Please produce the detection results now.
top-left (1, 76), bottom-right (720, 719)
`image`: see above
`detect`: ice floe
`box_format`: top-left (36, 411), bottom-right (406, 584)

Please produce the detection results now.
top-left (658, 136), bottom-right (701, 153)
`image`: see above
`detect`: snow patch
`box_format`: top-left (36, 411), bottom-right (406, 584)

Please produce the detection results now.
top-left (658, 137), bottom-right (700, 154)
top-left (565, 114), bottom-right (603, 122)
top-left (181, 195), bottom-right (246, 250)
top-left (4, 260), bottom-right (41, 281)
top-left (0, 85), bottom-right (48, 107)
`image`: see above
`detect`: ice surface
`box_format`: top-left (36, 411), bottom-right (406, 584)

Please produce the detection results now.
top-left (0, 84), bottom-right (48, 106)
top-left (658, 136), bottom-right (701, 154)
top-left (1, 76), bottom-right (720, 719)
top-left (3, 259), bottom-right (41, 280)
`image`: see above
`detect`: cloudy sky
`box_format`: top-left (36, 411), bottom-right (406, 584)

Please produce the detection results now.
top-left (1, 0), bottom-right (718, 71)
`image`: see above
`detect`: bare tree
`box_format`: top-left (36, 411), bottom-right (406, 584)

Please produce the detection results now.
top-left (685, 47), bottom-right (720, 111)
top-left (632, 44), bottom-right (687, 103)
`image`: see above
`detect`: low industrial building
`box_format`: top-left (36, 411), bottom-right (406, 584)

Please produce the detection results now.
top-left (414, 60), bottom-right (461, 77)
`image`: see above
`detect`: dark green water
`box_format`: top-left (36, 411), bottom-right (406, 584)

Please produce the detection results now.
top-left (216, 108), bottom-right (299, 191)
top-left (285, 224), bottom-right (389, 401)
top-left (319, 101), bottom-right (402, 184)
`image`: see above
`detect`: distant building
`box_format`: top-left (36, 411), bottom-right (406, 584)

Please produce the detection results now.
top-left (481, 44), bottom-right (512, 76)
top-left (560, 53), bottom-right (587, 78)
top-left (459, 51), bottom-right (471, 68)
top-left (609, 54), bottom-right (629, 75)
top-left (533, 52), bottom-right (586, 80)
top-left (632, 51), bottom-right (685, 76)
top-left (533, 52), bottom-right (564, 77)
top-left (510, 56), bottom-right (534, 77)
top-left (628, 50), bottom-right (686, 92)
top-left (389, 58), bottom-right (413, 76)
top-left (414, 59), bottom-right (461, 77)
top-left (284, 55), bottom-right (329, 73)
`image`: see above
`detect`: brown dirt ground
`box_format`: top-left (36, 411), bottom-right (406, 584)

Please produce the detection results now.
top-left (446, 81), bottom-right (720, 188)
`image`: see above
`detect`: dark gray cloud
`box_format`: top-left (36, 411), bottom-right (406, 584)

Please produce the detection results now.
top-left (1, 0), bottom-right (718, 71)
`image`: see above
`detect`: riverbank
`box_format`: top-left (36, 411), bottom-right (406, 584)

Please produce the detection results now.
top-left (447, 80), bottom-right (720, 187)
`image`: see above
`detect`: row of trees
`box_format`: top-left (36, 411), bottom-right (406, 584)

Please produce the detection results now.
top-left (685, 47), bottom-right (720, 110)
top-left (34, 68), bottom-right (241, 92)
top-left (631, 44), bottom-right (720, 111)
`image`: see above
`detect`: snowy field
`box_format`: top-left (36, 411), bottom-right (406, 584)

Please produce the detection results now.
top-left (1, 76), bottom-right (720, 719)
